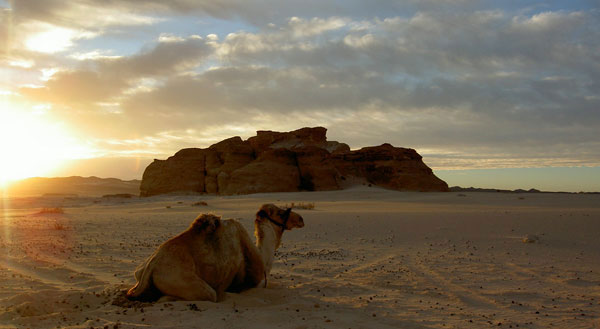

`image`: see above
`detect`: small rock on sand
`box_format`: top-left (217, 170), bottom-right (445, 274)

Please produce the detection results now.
top-left (522, 234), bottom-right (540, 243)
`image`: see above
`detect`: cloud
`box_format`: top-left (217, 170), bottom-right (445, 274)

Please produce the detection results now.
top-left (22, 21), bottom-right (97, 53)
top-left (68, 50), bottom-right (122, 61)
top-left (106, 35), bottom-right (210, 77)
top-left (11, 0), bottom-right (162, 29)
top-left (20, 35), bottom-right (212, 105)
top-left (6, 0), bottom-right (485, 30)
top-left (3, 3), bottom-right (600, 169)
top-left (287, 16), bottom-right (348, 37)
top-left (1, 1), bottom-right (162, 65)
top-left (21, 70), bottom-right (124, 104)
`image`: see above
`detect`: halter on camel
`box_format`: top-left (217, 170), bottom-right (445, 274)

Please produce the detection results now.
top-left (257, 207), bottom-right (291, 231)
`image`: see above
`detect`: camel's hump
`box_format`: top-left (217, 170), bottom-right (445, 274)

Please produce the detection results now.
top-left (191, 213), bottom-right (221, 233)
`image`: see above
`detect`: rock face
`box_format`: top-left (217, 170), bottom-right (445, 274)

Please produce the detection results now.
top-left (140, 127), bottom-right (449, 196)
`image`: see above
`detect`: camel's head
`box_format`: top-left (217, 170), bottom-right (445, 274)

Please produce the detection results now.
top-left (256, 204), bottom-right (304, 230)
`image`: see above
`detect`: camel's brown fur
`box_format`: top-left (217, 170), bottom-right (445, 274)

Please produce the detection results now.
top-left (126, 204), bottom-right (304, 302)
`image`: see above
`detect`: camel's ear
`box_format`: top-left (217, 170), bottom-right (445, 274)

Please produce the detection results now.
top-left (282, 208), bottom-right (292, 220)
top-left (256, 209), bottom-right (268, 219)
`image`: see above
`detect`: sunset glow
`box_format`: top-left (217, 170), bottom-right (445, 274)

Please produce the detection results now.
top-left (0, 1), bottom-right (597, 191)
top-left (0, 105), bottom-right (93, 186)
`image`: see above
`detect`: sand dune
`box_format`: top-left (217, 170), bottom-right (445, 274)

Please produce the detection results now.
top-left (1, 187), bottom-right (599, 328)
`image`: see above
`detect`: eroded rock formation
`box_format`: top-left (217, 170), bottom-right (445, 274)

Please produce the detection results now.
top-left (140, 127), bottom-right (448, 196)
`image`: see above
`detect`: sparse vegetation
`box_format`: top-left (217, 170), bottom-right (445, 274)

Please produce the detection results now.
top-left (102, 193), bottom-right (134, 198)
top-left (53, 222), bottom-right (68, 230)
top-left (38, 207), bottom-right (64, 214)
top-left (282, 202), bottom-right (315, 210)
top-left (192, 201), bottom-right (208, 206)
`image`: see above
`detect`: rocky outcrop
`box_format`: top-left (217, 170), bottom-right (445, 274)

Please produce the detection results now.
top-left (331, 144), bottom-right (449, 191)
top-left (223, 148), bottom-right (301, 195)
top-left (140, 127), bottom-right (448, 196)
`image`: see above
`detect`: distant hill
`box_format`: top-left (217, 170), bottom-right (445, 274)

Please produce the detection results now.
top-left (450, 186), bottom-right (541, 193)
top-left (1, 176), bottom-right (141, 197)
top-left (450, 186), bottom-right (599, 194)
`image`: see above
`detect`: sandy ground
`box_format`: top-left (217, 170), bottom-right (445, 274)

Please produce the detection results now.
top-left (1, 187), bottom-right (599, 329)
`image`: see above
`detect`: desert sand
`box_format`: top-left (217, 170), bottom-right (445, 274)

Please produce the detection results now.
top-left (1, 187), bottom-right (599, 328)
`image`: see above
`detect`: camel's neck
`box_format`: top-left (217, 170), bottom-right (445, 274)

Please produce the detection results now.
top-left (254, 221), bottom-right (284, 275)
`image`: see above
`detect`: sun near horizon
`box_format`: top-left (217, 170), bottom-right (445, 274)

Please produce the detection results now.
top-left (0, 104), bottom-right (94, 187)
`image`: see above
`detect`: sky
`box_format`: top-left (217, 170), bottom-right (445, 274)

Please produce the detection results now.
top-left (0, 0), bottom-right (599, 191)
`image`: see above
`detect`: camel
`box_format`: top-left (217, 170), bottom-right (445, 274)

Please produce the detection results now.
top-left (126, 204), bottom-right (304, 302)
